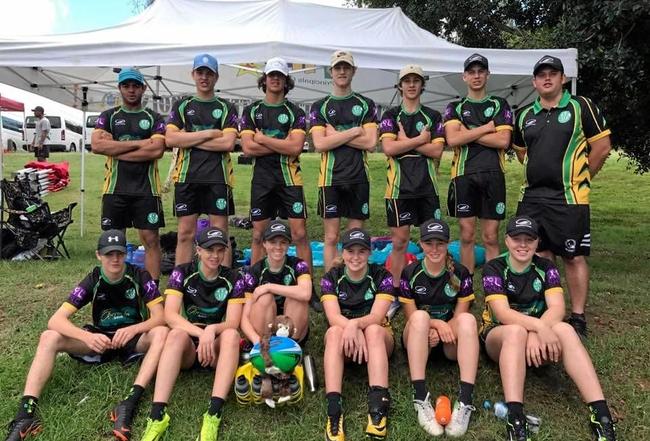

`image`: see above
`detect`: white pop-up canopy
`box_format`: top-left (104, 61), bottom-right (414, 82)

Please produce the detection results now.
top-left (0, 0), bottom-right (578, 235)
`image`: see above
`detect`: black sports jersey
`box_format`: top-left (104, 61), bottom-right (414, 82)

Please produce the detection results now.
top-left (240, 100), bottom-right (307, 186)
top-left (64, 263), bottom-right (162, 332)
top-left (166, 96), bottom-right (239, 185)
top-left (481, 254), bottom-right (563, 329)
top-left (513, 91), bottom-right (610, 205)
top-left (320, 264), bottom-right (394, 319)
top-left (443, 96), bottom-right (513, 178)
top-left (379, 105), bottom-right (445, 199)
top-left (309, 93), bottom-right (378, 186)
top-left (399, 260), bottom-right (474, 321)
top-left (243, 256), bottom-right (311, 313)
top-left (95, 107), bottom-right (166, 196)
top-left (165, 262), bottom-right (245, 326)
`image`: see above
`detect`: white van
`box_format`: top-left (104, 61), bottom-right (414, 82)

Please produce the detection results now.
top-left (84, 113), bottom-right (100, 151)
top-left (25, 115), bottom-right (84, 152)
top-left (1, 115), bottom-right (27, 151)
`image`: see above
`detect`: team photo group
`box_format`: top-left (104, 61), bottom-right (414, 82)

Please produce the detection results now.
top-left (5, 48), bottom-right (617, 441)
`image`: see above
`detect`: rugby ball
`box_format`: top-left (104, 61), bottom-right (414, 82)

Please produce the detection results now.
top-left (250, 336), bottom-right (302, 374)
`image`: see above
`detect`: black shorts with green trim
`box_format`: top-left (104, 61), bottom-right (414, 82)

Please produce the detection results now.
top-left (69, 324), bottom-right (143, 365)
top-left (385, 196), bottom-right (441, 228)
top-left (174, 182), bottom-right (235, 217)
top-left (251, 183), bottom-right (307, 221)
top-left (517, 200), bottom-right (590, 257)
top-left (317, 182), bottom-right (370, 220)
top-left (447, 171), bottom-right (506, 220)
top-left (101, 194), bottom-right (165, 230)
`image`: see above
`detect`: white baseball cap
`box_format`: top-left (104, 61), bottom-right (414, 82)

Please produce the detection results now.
top-left (264, 57), bottom-right (290, 76)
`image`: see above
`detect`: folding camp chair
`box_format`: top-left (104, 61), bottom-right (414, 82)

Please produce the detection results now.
top-left (0, 178), bottom-right (76, 259)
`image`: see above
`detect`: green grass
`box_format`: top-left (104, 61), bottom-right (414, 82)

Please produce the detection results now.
top-left (1, 150), bottom-right (649, 440)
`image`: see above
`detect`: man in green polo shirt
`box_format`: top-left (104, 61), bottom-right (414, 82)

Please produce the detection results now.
top-left (513, 55), bottom-right (612, 338)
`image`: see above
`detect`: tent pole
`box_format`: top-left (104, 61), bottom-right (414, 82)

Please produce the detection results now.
top-left (80, 87), bottom-right (88, 237)
top-left (155, 66), bottom-right (161, 113)
top-left (571, 77), bottom-right (577, 95)
top-left (0, 94), bottom-right (4, 256)
top-left (0, 93), bottom-right (4, 180)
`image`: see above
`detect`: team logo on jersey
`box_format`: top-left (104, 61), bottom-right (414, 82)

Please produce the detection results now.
top-left (278, 113), bottom-right (289, 124)
top-left (187, 286), bottom-right (198, 295)
top-left (416, 121), bottom-right (425, 133)
top-left (444, 283), bottom-right (456, 298)
top-left (214, 287), bottom-right (228, 301)
top-left (115, 119), bottom-right (126, 126)
top-left (483, 107), bottom-right (495, 118)
top-left (175, 203), bottom-right (188, 212)
top-left (124, 288), bottom-right (136, 300)
top-left (414, 286), bottom-right (427, 296)
top-left (292, 202), bottom-right (303, 214)
top-left (352, 105), bottom-right (363, 116)
top-left (380, 119), bottom-right (394, 131)
top-left (283, 274), bottom-right (293, 285)
top-left (462, 110), bottom-right (471, 118)
top-left (325, 204), bottom-right (337, 213)
top-left (434, 208), bottom-right (441, 219)
top-left (399, 212), bottom-right (412, 221)
top-left (212, 109), bottom-right (223, 120)
top-left (457, 204), bottom-right (470, 213)
top-left (525, 119), bottom-right (537, 128)
top-left (147, 212), bottom-right (159, 224)
top-left (507, 282), bottom-right (516, 292)
top-left (139, 119), bottom-right (151, 130)
top-left (361, 203), bottom-right (369, 215)
top-left (565, 239), bottom-right (576, 253)
top-left (215, 198), bottom-right (227, 210)
top-left (558, 110), bottom-right (572, 124)
top-left (327, 109), bottom-right (336, 117)
top-left (255, 113), bottom-right (263, 120)
top-left (338, 291), bottom-right (348, 300)
top-left (251, 208), bottom-right (262, 216)
top-left (364, 288), bottom-right (374, 301)
top-left (101, 217), bottom-right (112, 226)
top-left (496, 202), bottom-right (505, 215)
top-left (532, 278), bottom-right (542, 292)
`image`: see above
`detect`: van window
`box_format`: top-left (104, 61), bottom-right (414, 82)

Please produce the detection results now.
top-left (86, 115), bottom-right (99, 127)
top-left (1, 116), bottom-right (23, 133)
top-left (66, 121), bottom-right (83, 135)
top-left (25, 116), bottom-right (62, 128)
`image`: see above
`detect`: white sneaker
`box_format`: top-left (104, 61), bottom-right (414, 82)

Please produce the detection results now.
top-left (413, 393), bottom-right (444, 436)
top-left (445, 401), bottom-right (476, 437)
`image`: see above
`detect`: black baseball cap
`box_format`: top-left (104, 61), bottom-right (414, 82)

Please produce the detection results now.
top-left (197, 227), bottom-right (229, 248)
top-left (533, 55), bottom-right (564, 75)
top-left (506, 215), bottom-right (539, 239)
top-left (341, 228), bottom-right (371, 250)
top-left (31, 106), bottom-right (44, 113)
top-left (464, 53), bottom-right (489, 71)
top-left (97, 229), bottom-right (127, 255)
top-left (419, 219), bottom-right (450, 242)
top-left (263, 220), bottom-right (292, 241)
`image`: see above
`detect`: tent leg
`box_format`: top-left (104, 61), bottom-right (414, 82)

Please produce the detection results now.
top-left (571, 77), bottom-right (577, 95)
top-left (80, 87), bottom-right (88, 238)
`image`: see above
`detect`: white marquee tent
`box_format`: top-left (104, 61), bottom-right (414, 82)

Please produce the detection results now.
top-left (0, 0), bottom-right (578, 235)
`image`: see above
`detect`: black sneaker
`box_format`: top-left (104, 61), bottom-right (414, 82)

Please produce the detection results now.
top-left (567, 313), bottom-right (588, 339)
top-left (110, 400), bottom-right (136, 441)
top-left (505, 416), bottom-right (530, 441)
top-left (5, 415), bottom-right (42, 441)
top-left (590, 414), bottom-right (617, 441)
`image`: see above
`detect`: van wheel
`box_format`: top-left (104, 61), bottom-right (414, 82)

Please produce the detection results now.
top-left (70, 143), bottom-right (77, 152)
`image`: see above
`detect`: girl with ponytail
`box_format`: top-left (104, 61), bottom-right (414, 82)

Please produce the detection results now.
top-left (399, 218), bottom-right (479, 437)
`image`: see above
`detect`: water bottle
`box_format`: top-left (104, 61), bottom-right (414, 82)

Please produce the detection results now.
top-left (288, 374), bottom-right (302, 403)
top-left (494, 401), bottom-right (508, 419)
top-left (303, 354), bottom-right (318, 392)
top-left (234, 375), bottom-right (250, 405)
top-left (251, 375), bottom-right (263, 404)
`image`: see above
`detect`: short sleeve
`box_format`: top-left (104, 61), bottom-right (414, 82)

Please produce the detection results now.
top-left (165, 265), bottom-right (186, 296)
top-left (456, 267), bottom-right (474, 301)
top-left (43, 119), bottom-right (51, 131)
top-left (242, 270), bottom-right (258, 296)
top-left (378, 108), bottom-right (398, 139)
top-left (291, 105), bottom-right (307, 132)
top-left (494, 99), bottom-right (514, 131)
top-left (512, 108), bottom-right (528, 150)
top-left (578, 96), bottom-right (610, 143)
top-left (429, 109), bottom-right (445, 142)
top-left (95, 109), bottom-right (113, 133)
top-left (362, 98), bottom-right (379, 126)
top-left (482, 262), bottom-right (506, 300)
top-left (443, 102), bottom-right (461, 125)
top-left (229, 272), bottom-right (247, 302)
top-left (223, 102), bottom-right (240, 132)
top-left (137, 268), bottom-right (161, 305)
top-left (166, 99), bottom-right (184, 130)
top-left (151, 111), bottom-right (166, 137)
top-left (294, 259), bottom-right (310, 278)
top-left (319, 270), bottom-right (337, 301)
top-left (543, 262), bottom-right (563, 296)
top-left (65, 271), bottom-right (95, 310)
top-left (398, 275), bottom-right (414, 303)
top-left (239, 104), bottom-right (256, 134)
top-left (309, 101), bottom-right (326, 131)
top-left (375, 268), bottom-right (395, 301)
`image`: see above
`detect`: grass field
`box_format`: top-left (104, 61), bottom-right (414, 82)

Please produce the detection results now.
top-left (0, 150), bottom-right (648, 440)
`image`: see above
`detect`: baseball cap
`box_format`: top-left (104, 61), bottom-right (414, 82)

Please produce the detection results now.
top-left (118, 67), bottom-right (145, 85)
top-left (193, 53), bottom-right (219, 73)
top-left (464, 53), bottom-right (489, 71)
top-left (533, 55), bottom-right (564, 75)
top-left (263, 220), bottom-right (292, 241)
top-left (341, 228), bottom-right (371, 250)
top-left (264, 57), bottom-right (290, 76)
top-left (97, 229), bottom-right (127, 255)
top-left (419, 219), bottom-right (450, 242)
top-left (330, 50), bottom-right (355, 68)
top-left (31, 105), bottom-right (44, 113)
top-left (398, 64), bottom-right (425, 82)
top-left (505, 215), bottom-right (539, 239)
top-left (196, 227), bottom-right (229, 248)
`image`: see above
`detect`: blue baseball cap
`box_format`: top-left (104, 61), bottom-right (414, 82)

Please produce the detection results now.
top-left (118, 67), bottom-right (144, 85)
top-left (193, 53), bottom-right (218, 73)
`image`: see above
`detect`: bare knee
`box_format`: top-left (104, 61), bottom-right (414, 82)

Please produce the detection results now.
top-left (291, 226), bottom-right (308, 246)
top-left (325, 326), bottom-right (344, 348)
top-left (148, 326), bottom-right (169, 343)
top-left (364, 324), bottom-right (385, 346)
top-left (38, 330), bottom-right (64, 352)
top-left (166, 328), bottom-right (190, 346)
top-left (252, 228), bottom-right (264, 248)
top-left (460, 228), bottom-right (476, 246)
top-left (455, 312), bottom-right (478, 335)
top-left (219, 328), bottom-right (240, 349)
top-left (324, 231), bottom-right (340, 247)
top-left (552, 321), bottom-right (578, 339)
top-left (407, 310), bottom-right (430, 334)
top-left (481, 230), bottom-right (499, 248)
top-left (503, 325), bottom-right (528, 347)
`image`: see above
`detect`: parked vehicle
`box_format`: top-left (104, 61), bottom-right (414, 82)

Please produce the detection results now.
top-left (1, 115), bottom-right (27, 151)
top-left (25, 115), bottom-right (83, 152)
top-left (84, 113), bottom-right (99, 151)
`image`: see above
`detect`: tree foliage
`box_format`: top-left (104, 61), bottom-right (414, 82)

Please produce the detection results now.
top-left (356, 0), bottom-right (650, 172)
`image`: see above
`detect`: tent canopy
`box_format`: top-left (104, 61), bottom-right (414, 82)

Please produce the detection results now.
top-left (0, 0), bottom-right (578, 114)
top-left (0, 96), bottom-right (24, 112)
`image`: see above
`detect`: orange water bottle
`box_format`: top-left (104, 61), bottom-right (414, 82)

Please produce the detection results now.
top-left (435, 395), bottom-right (452, 426)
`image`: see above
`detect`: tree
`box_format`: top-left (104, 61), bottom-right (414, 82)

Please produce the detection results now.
top-left (355, 0), bottom-right (650, 172)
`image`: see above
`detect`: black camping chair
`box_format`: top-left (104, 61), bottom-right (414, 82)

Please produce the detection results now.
top-left (0, 178), bottom-right (77, 259)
